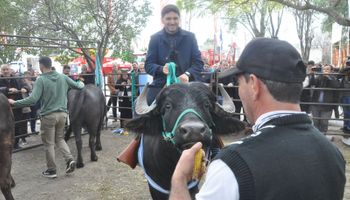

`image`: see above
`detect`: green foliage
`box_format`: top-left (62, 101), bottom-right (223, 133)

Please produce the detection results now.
top-left (204, 0), bottom-right (285, 37)
top-left (320, 0), bottom-right (348, 33)
top-left (113, 51), bottom-right (136, 63)
top-left (0, 0), bottom-right (152, 65)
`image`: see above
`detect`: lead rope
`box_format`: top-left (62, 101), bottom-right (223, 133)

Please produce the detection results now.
top-left (131, 71), bottom-right (136, 115)
top-left (166, 62), bottom-right (180, 86)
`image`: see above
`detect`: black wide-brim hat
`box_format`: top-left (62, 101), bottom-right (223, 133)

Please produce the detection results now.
top-left (219, 38), bottom-right (306, 83)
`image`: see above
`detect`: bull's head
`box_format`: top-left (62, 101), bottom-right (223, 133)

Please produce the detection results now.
top-left (125, 82), bottom-right (244, 150)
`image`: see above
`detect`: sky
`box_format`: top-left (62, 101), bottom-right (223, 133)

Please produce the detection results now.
top-left (138, 0), bottom-right (324, 62)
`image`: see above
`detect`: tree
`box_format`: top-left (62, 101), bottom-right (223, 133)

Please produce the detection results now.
top-left (268, 0), bottom-right (350, 26)
top-left (208, 0), bottom-right (285, 38)
top-left (294, 9), bottom-right (316, 61)
top-left (0, 0), bottom-right (151, 67)
top-left (0, 0), bottom-right (41, 63)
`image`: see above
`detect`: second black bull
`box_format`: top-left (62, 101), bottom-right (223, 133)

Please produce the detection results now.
top-left (65, 84), bottom-right (106, 168)
top-left (125, 82), bottom-right (245, 199)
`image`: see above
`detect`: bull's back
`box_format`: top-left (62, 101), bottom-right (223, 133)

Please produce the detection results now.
top-left (68, 84), bottom-right (105, 123)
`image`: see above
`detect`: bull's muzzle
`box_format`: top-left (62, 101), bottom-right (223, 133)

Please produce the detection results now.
top-left (176, 121), bottom-right (212, 150)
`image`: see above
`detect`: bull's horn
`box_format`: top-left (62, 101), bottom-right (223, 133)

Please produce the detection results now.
top-left (135, 83), bottom-right (157, 115)
top-left (216, 84), bottom-right (235, 113)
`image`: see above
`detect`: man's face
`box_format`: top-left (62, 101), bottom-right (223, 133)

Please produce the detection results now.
top-left (237, 74), bottom-right (253, 123)
top-left (63, 68), bottom-right (70, 75)
top-left (82, 66), bottom-right (87, 73)
top-left (323, 65), bottom-right (332, 75)
top-left (1, 65), bottom-right (11, 77)
top-left (162, 11), bottom-right (180, 34)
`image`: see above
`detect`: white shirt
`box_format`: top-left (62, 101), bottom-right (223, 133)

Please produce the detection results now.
top-left (196, 110), bottom-right (305, 200)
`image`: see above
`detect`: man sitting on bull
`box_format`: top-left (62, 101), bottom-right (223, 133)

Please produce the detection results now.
top-left (144, 4), bottom-right (204, 104)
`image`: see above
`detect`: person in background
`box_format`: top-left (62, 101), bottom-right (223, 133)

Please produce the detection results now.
top-left (169, 38), bottom-right (346, 200)
top-left (106, 64), bottom-right (120, 121)
top-left (114, 71), bottom-right (132, 134)
top-left (145, 4), bottom-right (204, 105)
top-left (62, 65), bottom-right (71, 76)
top-left (309, 64), bottom-right (340, 140)
top-left (23, 71), bottom-right (40, 134)
top-left (139, 63), bottom-right (145, 73)
top-left (0, 64), bottom-right (31, 149)
top-left (9, 57), bottom-right (84, 178)
top-left (339, 57), bottom-right (350, 145)
top-left (300, 61), bottom-right (315, 113)
top-left (79, 64), bottom-right (95, 85)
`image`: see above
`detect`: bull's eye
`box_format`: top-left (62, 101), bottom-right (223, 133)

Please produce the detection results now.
top-left (204, 101), bottom-right (211, 109)
top-left (165, 103), bottom-right (172, 110)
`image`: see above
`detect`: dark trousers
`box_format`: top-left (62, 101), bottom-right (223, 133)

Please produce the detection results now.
top-left (311, 106), bottom-right (332, 133)
top-left (13, 108), bottom-right (28, 147)
top-left (107, 96), bottom-right (118, 118)
top-left (29, 104), bottom-right (39, 133)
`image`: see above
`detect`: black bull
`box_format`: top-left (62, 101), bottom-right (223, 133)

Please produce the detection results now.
top-left (125, 82), bottom-right (245, 200)
top-left (65, 84), bottom-right (106, 168)
top-left (0, 93), bottom-right (15, 200)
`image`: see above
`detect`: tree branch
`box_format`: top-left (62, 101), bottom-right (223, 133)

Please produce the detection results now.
top-left (269, 0), bottom-right (350, 26)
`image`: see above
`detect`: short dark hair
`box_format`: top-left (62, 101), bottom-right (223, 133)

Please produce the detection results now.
top-left (63, 65), bottom-right (70, 70)
top-left (242, 73), bottom-right (302, 103)
top-left (307, 60), bottom-right (315, 66)
top-left (161, 4), bottom-right (180, 18)
top-left (39, 57), bottom-right (52, 68)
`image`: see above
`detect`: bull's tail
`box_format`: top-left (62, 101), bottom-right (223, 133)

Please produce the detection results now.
top-left (64, 125), bottom-right (72, 141)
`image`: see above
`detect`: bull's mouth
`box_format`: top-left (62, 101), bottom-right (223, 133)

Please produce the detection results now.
top-left (181, 142), bottom-right (197, 150)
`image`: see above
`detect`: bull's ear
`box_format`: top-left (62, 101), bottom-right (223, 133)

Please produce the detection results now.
top-left (211, 105), bottom-right (245, 135)
top-left (125, 113), bottom-right (162, 135)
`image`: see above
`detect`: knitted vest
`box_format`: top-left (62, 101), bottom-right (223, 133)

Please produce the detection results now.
top-left (215, 114), bottom-right (345, 200)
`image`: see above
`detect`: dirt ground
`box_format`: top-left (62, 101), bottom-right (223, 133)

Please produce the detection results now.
top-left (3, 123), bottom-right (350, 200)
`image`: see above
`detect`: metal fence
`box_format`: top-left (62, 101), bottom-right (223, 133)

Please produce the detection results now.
top-left (3, 71), bottom-right (350, 153)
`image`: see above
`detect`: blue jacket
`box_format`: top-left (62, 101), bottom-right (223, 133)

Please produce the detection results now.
top-left (145, 28), bottom-right (204, 87)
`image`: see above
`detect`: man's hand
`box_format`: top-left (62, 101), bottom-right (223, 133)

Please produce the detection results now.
top-left (169, 142), bottom-right (202, 200)
top-left (172, 142), bottom-right (203, 183)
top-left (8, 99), bottom-right (15, 105)
top-left (178, 74), bottom-right (189, 83)
top-left (163, 64), bottom-right (169, 75)
top-left (20, 88), bottom-right (27, 93)
top-left (8, 88), bottom-right (18, 93)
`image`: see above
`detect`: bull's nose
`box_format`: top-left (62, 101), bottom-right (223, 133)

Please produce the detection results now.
top-left (179, 121), bottom-right (207, 139)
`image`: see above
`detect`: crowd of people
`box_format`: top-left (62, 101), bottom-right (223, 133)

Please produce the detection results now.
top-left (0, 62), bottom-right (96, 150)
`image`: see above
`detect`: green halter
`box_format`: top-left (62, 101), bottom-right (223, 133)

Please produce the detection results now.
top-left (162, 108), bottom-right (212, 144)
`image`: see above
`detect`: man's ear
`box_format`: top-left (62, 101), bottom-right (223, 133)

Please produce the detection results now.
top-left (250, 74), bottom-right (262, 101)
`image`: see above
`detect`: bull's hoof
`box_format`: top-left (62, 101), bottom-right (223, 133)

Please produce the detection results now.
top-left (10, 176), bottom-right (15, 188)
top-left (10, 181), bottom-right (16, 188)
top-left (95, 146), bottom-right (102, 151)
top-left (91, 155), bottom-right (98, 162)
top-left (76, 162), bottom-right (84, 168)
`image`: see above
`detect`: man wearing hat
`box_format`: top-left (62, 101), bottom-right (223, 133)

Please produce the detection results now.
top-left (169, 38), bottom-right (346, 200)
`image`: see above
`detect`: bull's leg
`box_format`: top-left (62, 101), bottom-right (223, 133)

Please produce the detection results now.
top-left (1, 186), bottom-right (14, 200)
top-left (95, 123), bottom-right (102, 151)
top-left (88, 130), bottom-right (98, 162)
top-left (73, 126), bottom-right (84, 168)
top-left (10, 175), bottom-right (15, 188)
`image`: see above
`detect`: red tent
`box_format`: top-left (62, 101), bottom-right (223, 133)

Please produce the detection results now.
top-left (70, 56), bottom-right (131, 74)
